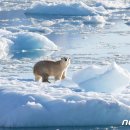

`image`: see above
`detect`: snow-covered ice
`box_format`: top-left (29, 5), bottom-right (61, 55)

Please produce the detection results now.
top-left (0, 29), bottom-right (12, 37)
top-left (0, 63), bottom-right (130, 127)
top-left (83, 15), bottom-right (106, 24)
top-left (0, 38), bottom-right (13, 59)
top-left (5, 26), bottom-right (53, 35)
top-left (72, 62), bottom-right (130, 93)
top-left (0, 31), bottom-right (58, 59)
top-left (25, 2), bottom-right (100, 16)
top-left (1, 0), bottom-right (130, 128)
top-left (10, 32), bottom-right (58, 52)
top-left (94, 0), bottom-right (129, 9)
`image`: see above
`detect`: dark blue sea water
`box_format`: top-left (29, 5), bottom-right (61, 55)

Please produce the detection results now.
top-left (0, 126), bottom-right (130, 130)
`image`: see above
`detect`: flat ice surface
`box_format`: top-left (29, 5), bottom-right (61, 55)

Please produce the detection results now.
top-left (1, 0), bottom-right (130, 127)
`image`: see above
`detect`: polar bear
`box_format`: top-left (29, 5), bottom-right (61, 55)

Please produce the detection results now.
top-left (33, 57), bottom-right (70, 82)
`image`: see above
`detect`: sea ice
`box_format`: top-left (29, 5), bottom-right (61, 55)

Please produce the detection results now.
top-left (72, 62), bottom-right (130, 93)
top-left (94, 0), bottom-right (128, 9)
top-left (0, 62), bottom-right (130, 126)
top-left (83, 15), bottom-right (106, 24)
top-left (0, 30), bottom-right (58, 59)
top-left (10, 32), bottom-right (58, 52)
top-left (0, 38), bottom-right (13, 59)
top-left (25, 1), bottom-right (98, 16)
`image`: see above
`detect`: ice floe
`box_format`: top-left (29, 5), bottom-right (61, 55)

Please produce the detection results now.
top-left (10, 32), bottom-right (58, 51)
top-left (83, 15), bottom-right (106, 24)
top-left (25, 2), bottom-right (99, 16)
top-left (1, 0), bottom-right (130, 127)
top-left (94, 0), bottom-right (129, 9)
top-left (72, 62), bottom-right (130, 93)
top-left (0, 30), bottom-right (58, 59)
top-left (0, 29), bottom-right (12, 37)
top-left (5, 26), bottom-right (53, 35)
top-left (0, 38), bottom-right (13, 59)
top-left (0, 63), bottom-right (130, 126)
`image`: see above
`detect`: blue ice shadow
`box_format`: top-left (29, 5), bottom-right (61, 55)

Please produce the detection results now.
top-left (11, 50), bottom-right (55, 59)
top-left (17, 78), bottom-right (34, 82)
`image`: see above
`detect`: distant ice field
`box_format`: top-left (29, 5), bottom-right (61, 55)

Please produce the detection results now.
top-left (1, 0), bottom-right (130, 127)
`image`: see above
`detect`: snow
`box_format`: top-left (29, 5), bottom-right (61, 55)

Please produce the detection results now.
top-left (19, 26), bottom-right (53, 35)
top-left (72, 65), bottom-right (108, 84)
top-left (5, 26), bottom-right (53, 35)
top-left (0, 63), bottom-right (130, 126)
top-left (25, 1), bottom-right (98, 16)
top-left (72, 62), bottom-right (130, 93)
top-left (0, 38), bottom-right (13, 59)
top-left (94, 0), bottom-right (128, 9)
top-left (0, 29), bottom-right (12, 37)
top-left (1, 0), bottom-right (129, 12)
top-left (83, 15), bottom-right (106, 24)
top-left (1, 0), bottom-right (130, 127)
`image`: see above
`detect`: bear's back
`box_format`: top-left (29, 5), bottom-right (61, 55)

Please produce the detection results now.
top-left (33, 60), bottom-right (59, 74)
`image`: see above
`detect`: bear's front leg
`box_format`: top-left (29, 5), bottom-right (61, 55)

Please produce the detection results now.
top-left (55, 73), bottom-right (62, 81)
top-left (61, 71), bottom-right (66, 79)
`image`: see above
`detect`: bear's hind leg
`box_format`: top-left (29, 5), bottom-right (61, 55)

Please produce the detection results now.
top-left (42, 73), bottom-right (50, 83)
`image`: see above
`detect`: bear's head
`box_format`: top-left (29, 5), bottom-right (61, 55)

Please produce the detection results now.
top-left (60, 57), bottom-right (70, 68)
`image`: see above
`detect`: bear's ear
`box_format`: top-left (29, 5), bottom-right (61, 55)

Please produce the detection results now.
top-left (61, 57), bottom-right (69, 61)
top-left (61, 57), bottom-right (65, 61)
